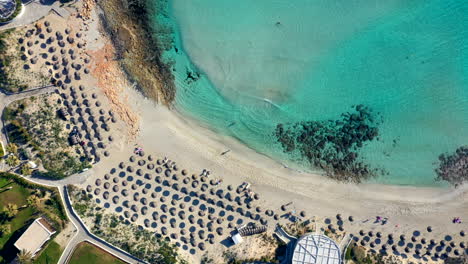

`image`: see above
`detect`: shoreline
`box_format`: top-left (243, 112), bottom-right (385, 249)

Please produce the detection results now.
top-left (87, 2), bottom-right (468, 261)
top-left (94, 0), bottom-right (468, 206)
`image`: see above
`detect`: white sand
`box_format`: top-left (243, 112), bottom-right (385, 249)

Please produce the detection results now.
top-left (73, 4), bottom-right (467, 262)
top-left (115, 85), bottom-right (468, 239)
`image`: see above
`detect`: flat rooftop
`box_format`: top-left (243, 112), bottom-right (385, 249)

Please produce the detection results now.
top-left (14, 218), bottom-right (55, 256)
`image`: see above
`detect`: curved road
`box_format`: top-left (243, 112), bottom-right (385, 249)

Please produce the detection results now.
top-left (0, 86), bottom-right (145, 263)
top-left (23, 172), bottom-right (145, 264)
top-left (0, 85), bottom-right (56, 145)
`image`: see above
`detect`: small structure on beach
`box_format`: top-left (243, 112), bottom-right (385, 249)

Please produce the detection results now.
top-left (291, 233), bottom-right (341, 264)
top-left (231, 232), bottom-right (243, 245)
top-left (14, 217), bottom-right (56, 257)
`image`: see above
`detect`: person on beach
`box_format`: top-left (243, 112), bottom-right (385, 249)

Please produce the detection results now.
top-left (381, 217), bottom-right (388, 225)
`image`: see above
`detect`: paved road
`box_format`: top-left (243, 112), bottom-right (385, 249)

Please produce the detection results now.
top-left (0, 84), bottom-right (146, 263)
top-left (0, 0), bottom-right (72, 31)
top-left (57, 185), bottom-right (145, 264)
top-left (22, 173), bottom-right (146, 264)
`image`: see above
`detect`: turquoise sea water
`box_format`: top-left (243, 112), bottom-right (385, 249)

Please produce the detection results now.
top-left (149, 0), bottom-right (467, 186)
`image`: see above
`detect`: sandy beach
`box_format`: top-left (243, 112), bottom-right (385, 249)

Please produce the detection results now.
top-left (76, 3), bottom-right (468, 260)
top-left (5, 0), bottom-right (465, 262)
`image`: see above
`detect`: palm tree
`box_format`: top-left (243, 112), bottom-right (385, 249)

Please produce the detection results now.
top-left (5, 143), bottom-right (18, 155)
top-left (26, 195), bottom-right (39, 209)
top-left (20, 163), bottom-right (32, 175)
top-left (0, 224), bottom-right (11, 237)
top-left (17, 249), bottom-right (33, 264)
top-left (5, 154), bottom-right (20, 167)
top-left (4, 203), bottom-right (18, 218)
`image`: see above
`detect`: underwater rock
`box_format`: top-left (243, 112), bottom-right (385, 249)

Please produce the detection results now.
top-left (435, 146), bottom-right (468, 186)
top-left (274, 105), bottom-right (384, 182)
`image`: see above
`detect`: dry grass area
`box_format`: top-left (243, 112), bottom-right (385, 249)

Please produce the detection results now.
top-left (69, 186), bottom-right (185, 264)
top-left (213, 233), bottom-right (285, 264)
top-left (0, 28), bottom-right (50, 92)
top-left (4, 94), bottom-right (90, 178)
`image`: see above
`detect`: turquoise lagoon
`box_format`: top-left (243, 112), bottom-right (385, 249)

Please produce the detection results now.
top-left (149, 0), bottom-right (468, 186)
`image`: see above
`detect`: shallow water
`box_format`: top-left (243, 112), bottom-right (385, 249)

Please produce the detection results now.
top-left (149, 0), bottom-right (468, 186)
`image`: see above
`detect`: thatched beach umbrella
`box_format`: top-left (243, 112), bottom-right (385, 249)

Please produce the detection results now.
top-left (122, 180), bottom-right (128, 187)
top-left (152, 212), bottom-right (159, 221)
top-left (86, 185), bottom-right (92, 192)
top-left (103, 191), bottom-right (109, 199)
top-left (95, 179), bottom-right (102, 186)
top-left (427, 226), bottom-right (433, 232)
top-left (124, 211), bottom-right (130, 218)
top-left (131, 215), bottom-right (137, 222)
top-left (131, 184), bottom-right (137, 190)
top-left (141, 207), bottom-right (148, 215)
top-left (113, 177), bottom-right (119, 183)
top-left (169, 207), bottom-right (176, 216)
top-left (104, 182), bottom-right (110, 189)
top-left (112, 185), bottom-right (119, 192)
top-left (112, 196), bottom-right (119, 204)
top-left (122, 189), bottom-right (129, 196)
top-left (188, 215), bottom-right (195, 224)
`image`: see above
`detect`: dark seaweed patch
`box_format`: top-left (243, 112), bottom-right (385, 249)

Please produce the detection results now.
top-left (435, 146), bottom-right (468, 186)
top-left (274, 104), bottom-right (384, 183)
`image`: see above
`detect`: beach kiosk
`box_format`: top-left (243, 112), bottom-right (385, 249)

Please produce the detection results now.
top-left (231, 232), bottom-right (243, 245)
top-left (291, 233), bottom-right (341, 264)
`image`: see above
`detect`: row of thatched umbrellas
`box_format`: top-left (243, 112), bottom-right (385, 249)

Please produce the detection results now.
top-left (86, 154), bottom-right (284, 254)
top-left (339, 211), bottom-right (468, 259)
top-left (20, 20), bottom-right (117, 163)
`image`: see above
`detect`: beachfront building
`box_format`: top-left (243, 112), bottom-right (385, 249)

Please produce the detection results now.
top-left (291, 233), bottom-right (341, 264)
top-left (14, 217), bottom-right (56, 257)
top-left (0, 0), bottom-right (18, 21)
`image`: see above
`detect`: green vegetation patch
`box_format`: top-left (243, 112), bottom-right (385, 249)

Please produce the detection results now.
top-left (68, 242), bottom-right (127, 264)
top-left (0, 172), bottom-right (68, 263)
top-left (69, 186), bottom-right (186, 264)
top-left (34, 240), bottom-right (63, 264)
top-left (3, 96), bottom-right (91, 179)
